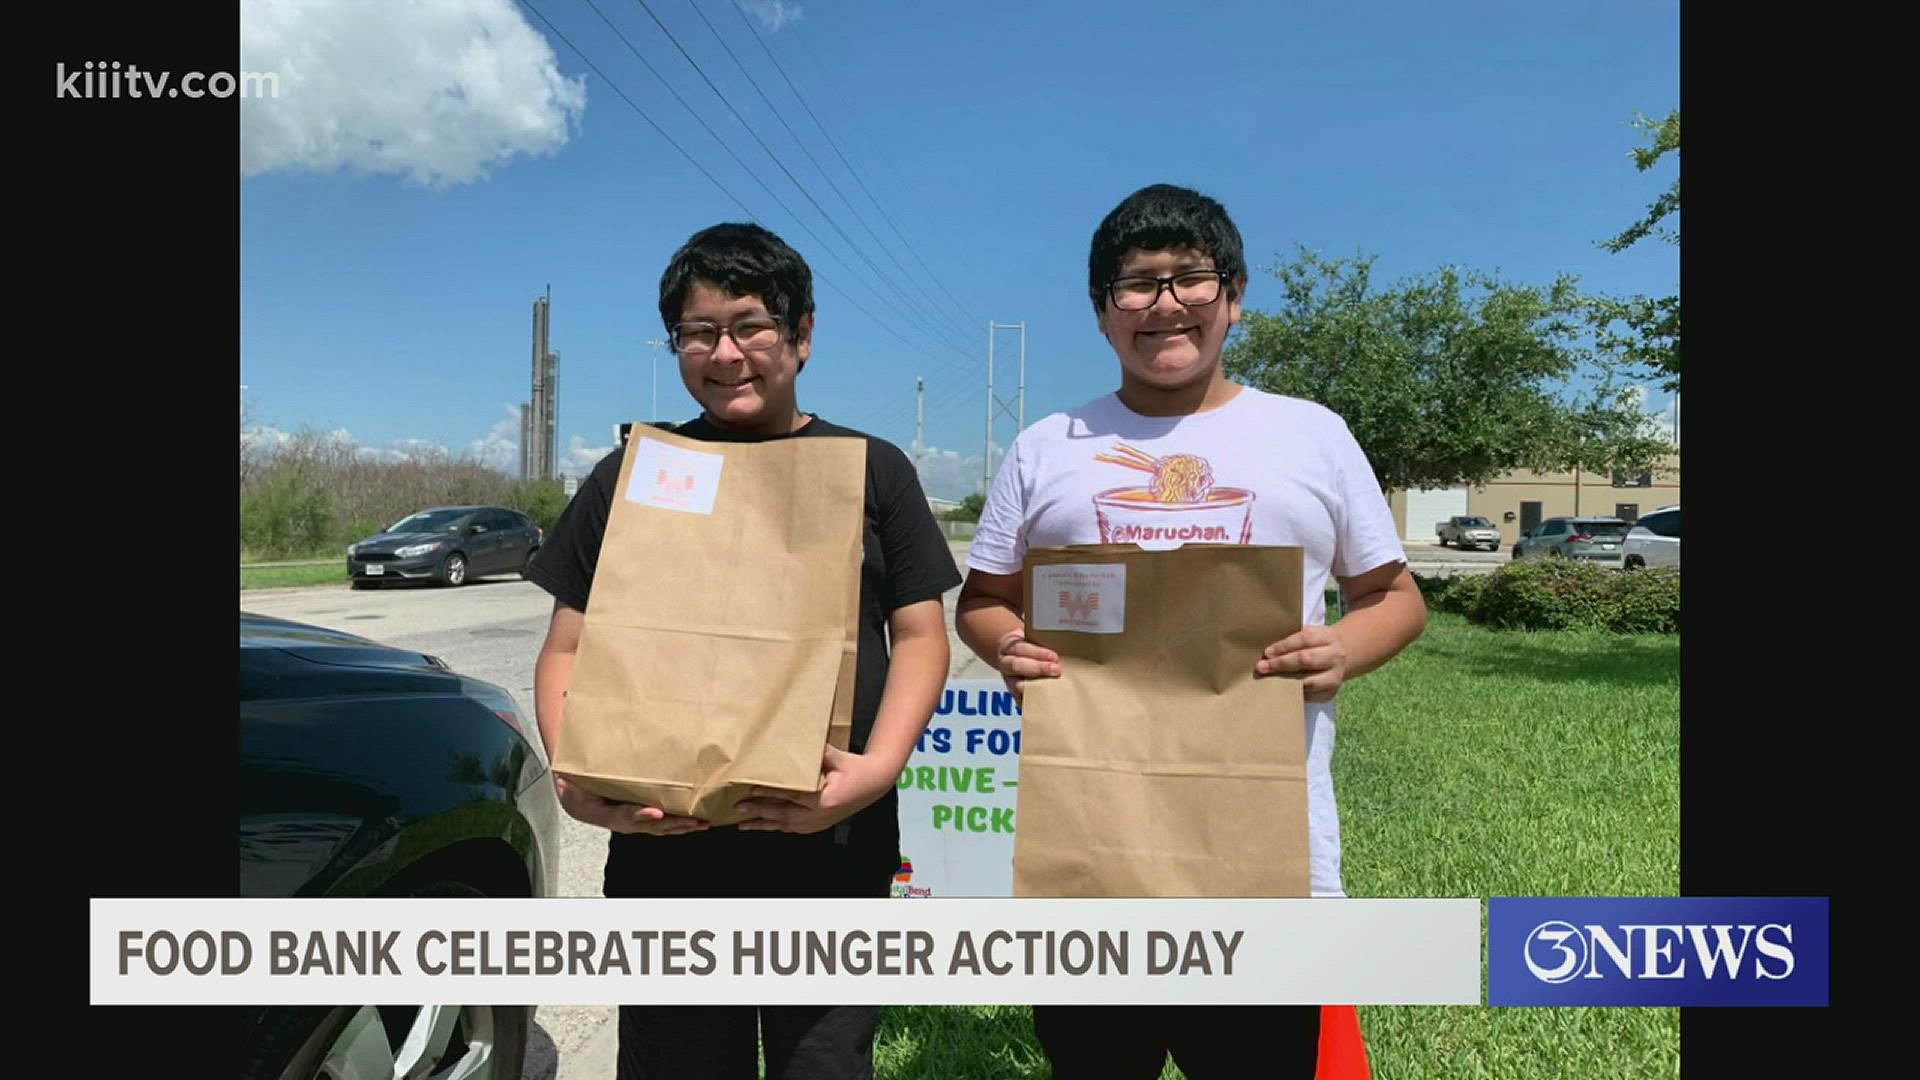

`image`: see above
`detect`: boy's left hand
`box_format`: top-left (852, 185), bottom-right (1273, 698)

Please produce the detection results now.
top-left (1255, 626), bottom-right (1348, 703)
top-left (735, 746), bottom-right (896, 834)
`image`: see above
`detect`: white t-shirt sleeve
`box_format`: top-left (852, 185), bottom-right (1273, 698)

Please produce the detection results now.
top-left (1328, 416), bottom-right (1407, 579)
top-left (965, 434), bottom-right (1030, 575)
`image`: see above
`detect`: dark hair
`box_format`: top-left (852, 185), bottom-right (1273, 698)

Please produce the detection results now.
top-left (658, 223), bottom-right (815, 342)
top-left (1087, 184), bottom-right (1247, 313)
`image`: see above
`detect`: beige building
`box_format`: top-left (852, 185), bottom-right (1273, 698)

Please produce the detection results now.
top-left (1387, 456), bottom-right (1681, 549)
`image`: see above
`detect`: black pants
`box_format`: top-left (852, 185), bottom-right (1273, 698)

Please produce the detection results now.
top-left (604, 824), bottom-right (898, 1080)
top-left (617, 1002), bottom-right (878, 1080)
top-left (1032, 1004), bottom-right (1321, 1080)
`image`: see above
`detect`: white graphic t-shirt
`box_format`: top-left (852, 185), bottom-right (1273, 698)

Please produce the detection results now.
top-left (967, 385), bottom-right (1407, 897)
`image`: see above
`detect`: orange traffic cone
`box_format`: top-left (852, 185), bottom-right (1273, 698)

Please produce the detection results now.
top-left (1316, 1005), bottom-right (1370, 1079)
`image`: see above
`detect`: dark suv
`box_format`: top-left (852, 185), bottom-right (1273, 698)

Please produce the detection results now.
top-left (347, 505), bottom-right (541, 588)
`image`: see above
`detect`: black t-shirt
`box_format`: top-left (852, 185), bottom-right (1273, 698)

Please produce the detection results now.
top-left (525, 414), bottom-right (961, 893)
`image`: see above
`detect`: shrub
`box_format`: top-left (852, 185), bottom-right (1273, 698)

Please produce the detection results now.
top-left (1462, 558), bottom-right (1678, 634)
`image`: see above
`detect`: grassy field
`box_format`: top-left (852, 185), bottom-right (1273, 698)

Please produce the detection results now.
top-left (240, 563), bottom-right (347, 590)
top-left (873, 611), bottom-right (1681, 1079)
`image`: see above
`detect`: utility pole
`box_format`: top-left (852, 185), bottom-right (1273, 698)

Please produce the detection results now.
top-left (984, 321), bottom-right (1026, 492)
top-left (914, 376), bottom-right (924, 465)
top-left (646, 339), bottom-right (666, 423)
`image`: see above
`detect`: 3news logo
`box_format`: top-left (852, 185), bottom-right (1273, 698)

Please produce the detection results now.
top-left (1488, 898), bottom-right (1829, 1006)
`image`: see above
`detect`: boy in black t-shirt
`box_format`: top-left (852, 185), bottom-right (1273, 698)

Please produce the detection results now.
top-left (526, 223), bottom-right (960, 1080)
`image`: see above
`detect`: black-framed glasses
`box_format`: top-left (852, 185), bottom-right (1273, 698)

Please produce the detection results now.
top-left (669, 315), bottom-right (785, 355)
top-left (1104, 269), bottom-right (1230, 311)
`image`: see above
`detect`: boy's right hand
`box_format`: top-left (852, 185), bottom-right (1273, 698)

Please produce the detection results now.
top-left (994, 629), bottom-right (1061, 705)
top-left (555, 777), bottom-right (710, 836)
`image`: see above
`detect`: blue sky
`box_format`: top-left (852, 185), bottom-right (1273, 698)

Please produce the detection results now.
top-left (239, 0), bottom-right (1679, 501)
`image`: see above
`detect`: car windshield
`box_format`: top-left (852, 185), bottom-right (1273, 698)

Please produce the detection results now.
top-left (386, 510), bottom-right (469, 534)
top-left (1460, 517), bottom-right (1491, 527)
top-left (1574, 521), bottom-right (1628, 537)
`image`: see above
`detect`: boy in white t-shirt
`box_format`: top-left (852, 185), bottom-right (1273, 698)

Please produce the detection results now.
top-left (955, 183), bottom-right (1428, 1079)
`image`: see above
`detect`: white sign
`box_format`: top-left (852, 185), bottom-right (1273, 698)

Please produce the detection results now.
top-left (1031, 564), bottom-right (1127, 633)
top-left (893, 679), bottom-right (1022, 898)
top-left (625, 438), bottom-right (725, 514)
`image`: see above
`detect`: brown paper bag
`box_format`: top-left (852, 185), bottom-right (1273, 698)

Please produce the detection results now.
top-left (1012, 543), bottom-right (1310, 897)
top-left (554, 424), bottom-right (865, 824)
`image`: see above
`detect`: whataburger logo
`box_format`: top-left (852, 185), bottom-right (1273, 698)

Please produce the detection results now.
top-left (653, 468), bottom-right (695, 503)
top-left (1058, 590), bottom-right (1101, 623)
top-left (1033, 563), bottom-right (1126, 634)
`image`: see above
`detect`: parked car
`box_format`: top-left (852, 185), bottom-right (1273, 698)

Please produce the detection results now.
top-left (1623, 505), bottom-right (1680, 570)
top-left (1436, 515), bottom-right (1502, 550)
top-left (239, 612), bottom-right (561, 1080)
top-left (1511, 515), bottom-right (1631, 566)
top-left (347, 505), bottom-right (541, 589)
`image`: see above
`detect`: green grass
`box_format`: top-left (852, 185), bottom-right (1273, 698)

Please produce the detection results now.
top-left (1338, 612), bottom-right (1679, 1079)
top-left (871, 611), bottom-right (1680, 1079)
top-left (240, 563), bottom-right (347, 590)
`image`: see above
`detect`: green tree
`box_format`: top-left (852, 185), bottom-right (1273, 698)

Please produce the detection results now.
top-left (1223, 248), bottom-right (1671, 494)
top-left (1590, 109), bottom-right (1680, 392)
top-left (942, 493), bottom-right (986, 523)
top-left (507, 478), bottom-right (570, 534)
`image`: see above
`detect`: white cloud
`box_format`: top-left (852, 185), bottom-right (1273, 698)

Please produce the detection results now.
top-left (356, 437), bottom-right (454, 464)
top-left (740, 1), bottom-right (805, 33)
top-left (240, 0), bottom-right (589, 187)
top-left (466, 404), bottom-right (524, 473)
top-left (242, 413), bottom-right (511, 471)
top-left (913, 443), bottom-right (1006, 503)
top-left (561, 436), bottom-right (616, 477)
top-left (241, 424), bottom-right (290, 456)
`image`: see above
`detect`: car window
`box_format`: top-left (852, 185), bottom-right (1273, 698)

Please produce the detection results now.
top-left (388, 509), bottom-right (469, 533)
top-left (1648, 511), bottom-right (1679, 538)
top-left (1543, 521), bottom-right (1566, 535)
top-left (1461, 517), bottom-right (1490, 527)
top-left (1576, 521), bottom-right (1629, 537)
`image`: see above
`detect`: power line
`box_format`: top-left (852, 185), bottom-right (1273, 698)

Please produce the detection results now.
top-left (571, 1), bottom-right (977, 378)
top-left (854, 364), bottom-right (992, 451)
top-left (775, 14), bottom-right (992, 329)
top-left (521, 0), bottom-right (974, 381)
top-left (629, 0), bottom-right (982, 367)
top-left (704, 0), bottom-right (988, 350)
top-left (571, 7), bottom-right (973, 378)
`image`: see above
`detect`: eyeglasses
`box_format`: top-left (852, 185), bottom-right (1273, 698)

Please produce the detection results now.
top-left (669, 315), bottom-right (785, 355)
top-left (1104, 269), bottom-right (1230, 311)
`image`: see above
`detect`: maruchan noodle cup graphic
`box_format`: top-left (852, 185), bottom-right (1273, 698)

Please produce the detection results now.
top-left (1094, 486), bottom-right (1255, 547)
top-left (1090, 444), bottom-right (1254, 547)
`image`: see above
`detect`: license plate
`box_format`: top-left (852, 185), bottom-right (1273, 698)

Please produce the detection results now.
top-left (1600, 543), bottom-right (1616, 550)
top-left (367, 564), bottom-right (384, 575)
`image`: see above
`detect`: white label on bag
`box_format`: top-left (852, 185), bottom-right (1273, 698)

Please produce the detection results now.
top-left (1031, 564), bottom-right (1126, 633)
top-left (625, 438), bottom-right (725, 514)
